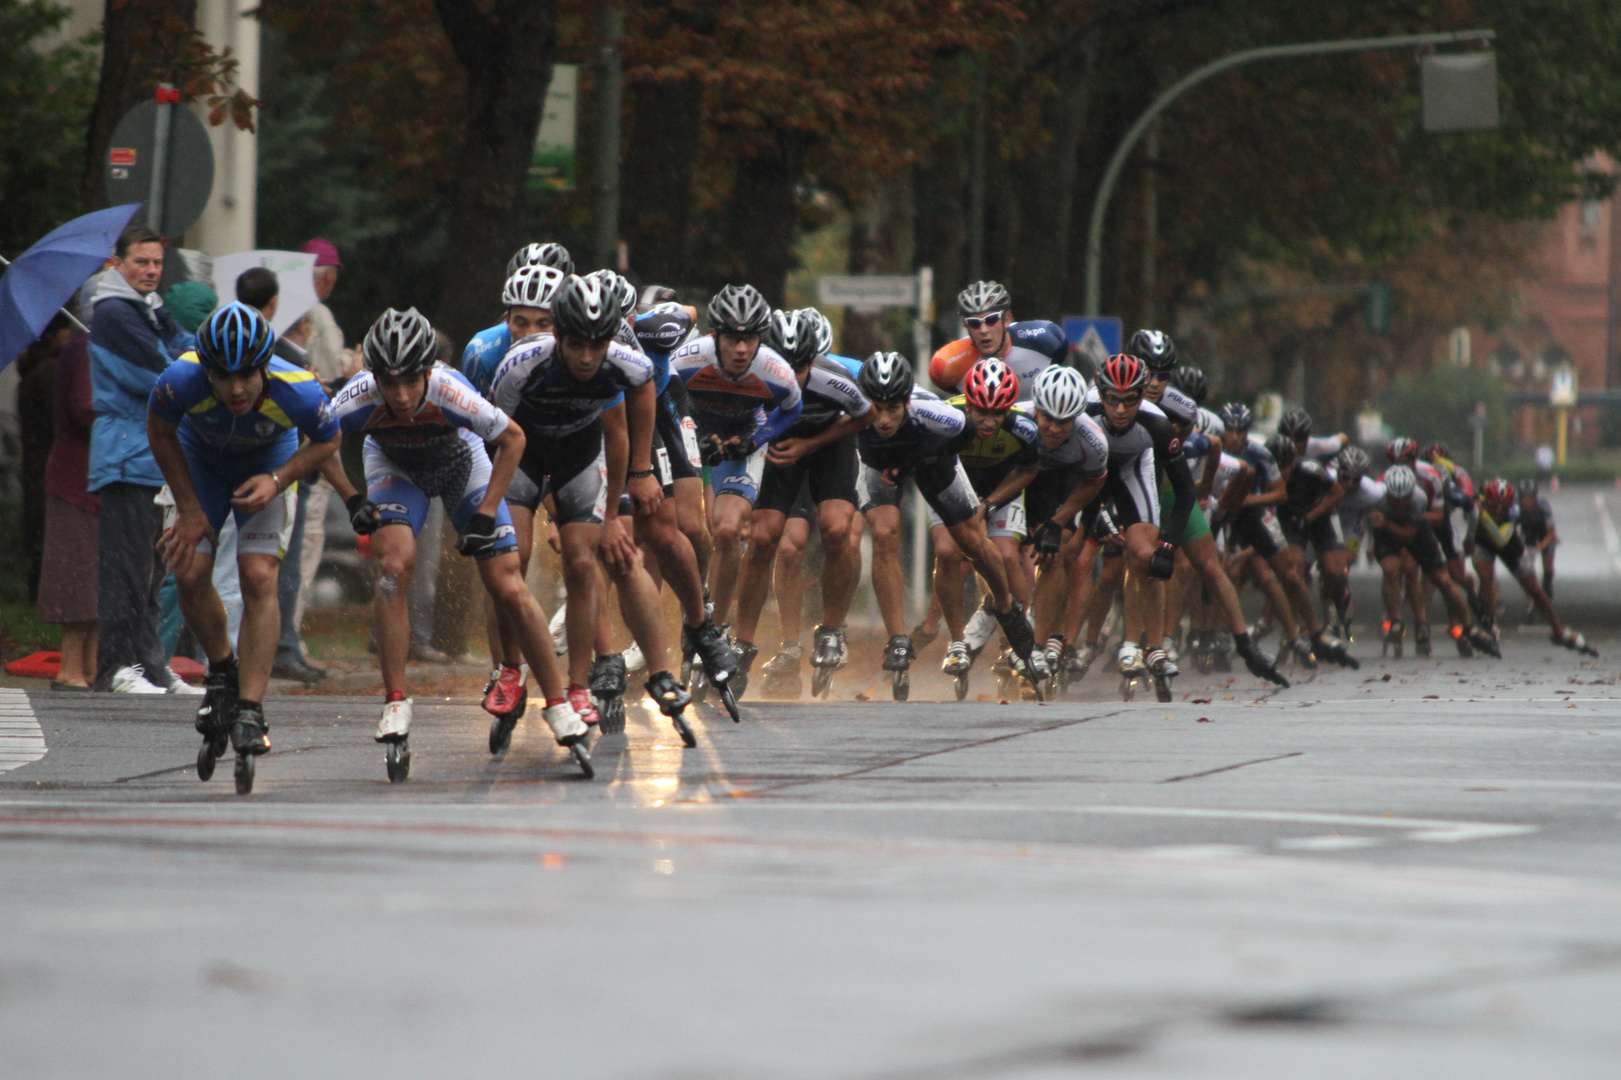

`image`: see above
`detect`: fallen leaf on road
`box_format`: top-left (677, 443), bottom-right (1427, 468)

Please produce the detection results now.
top-left (1197, 717), bottom-right (1212, 723)
top-left (1192, 697), bottom-right (1212, 704)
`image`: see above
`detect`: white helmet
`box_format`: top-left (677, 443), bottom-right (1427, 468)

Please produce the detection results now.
top-left (503, 265), bottom-right (566, 310)
top-left (796, 307), bottom-right (835, 356)
top-left (587, 269), bottom-right (638, 319)
top-left (1031, 365), bottom-right (1087, 421)
top-left (1383, 464), bottom-right (1417, 500)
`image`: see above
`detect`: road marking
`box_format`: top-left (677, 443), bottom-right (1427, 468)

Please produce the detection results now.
top-left (1593, 493), bottom-right (1621, 574)
top-left (1160, 751), bottom-right (1303, 783)
top-left (708, 802), bottom-right (1538, 843)
top-left (1277, 835), bottom-right (1384, 851)
top-left (0, 690), bottom-right (45, 775)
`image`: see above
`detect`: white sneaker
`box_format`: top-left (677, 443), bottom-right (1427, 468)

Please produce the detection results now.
top-left (165, 668), bottom-right (205, 695)
top-left (548, 607), bottom-right (569, 656)
top-left (543, 701), bottom-right (587, 742)
top-left (110, 665), bottom-right (168, 694)
top-left (963, 604), bottom-right (998, 651)
top-left (622, 641), bottom-right (646, 673)
top-left (376, 698), bottom-right (412, 741)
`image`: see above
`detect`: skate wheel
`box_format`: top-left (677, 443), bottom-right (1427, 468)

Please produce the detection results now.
top-left (234, 753), bottom-right (255, 795)
top-left (718, 682), bottom-right (741, 723)
top-left (598, 697), bottom-right (626, 736)
top-left (570, 742), bottom-right (595, 780)
top-left (1119, 677), bottom-right (1136, 702)
top-left (673, 715), bottom-right (697, 748)
top-left (197, 740), bottom-right (217, 782)
top-left (1153, 676), bottom-right (1172, 703)
top-left (892, 670), bottom-right (909, 701)
top-left (690, 668), bottom-right (709, 704)
top-left (811, 666), bottom-right (833, 698)
top-left (489, 714), bottom-right (514, 755)
top-left (385, 740), bottom-right (410, 783)
top-left (954, 674), bottom-right (969, 701)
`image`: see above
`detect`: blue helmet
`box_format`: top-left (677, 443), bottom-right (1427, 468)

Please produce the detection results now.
top-left (196, 302), bottom-right (275, 375)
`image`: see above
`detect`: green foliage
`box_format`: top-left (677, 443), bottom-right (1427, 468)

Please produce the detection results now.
top-left (1376, 365), bottom-right (1509, 461)
top-left (0, 0), bottom-right (97, 256)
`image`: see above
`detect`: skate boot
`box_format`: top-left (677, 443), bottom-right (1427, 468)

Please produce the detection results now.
top-left (1311, 630), bottom-right (1359, 669)
top-left (731, 640), bottom-right (759, 700)
top-left (992, 601), bottom-right (1043, 700)
top-left (1414, 621), bottom-right (1433, 658)
top-left (1249, 614), bottom-right (1276, 644)
top-left (809, 624), bottom-right (848, 698)
top-left (683, 617), bottom-right (737, 687)
top-left (194, 654), bottom-right (239, 781)
top-left (1145, 646), bottom-right (1178, 703)
top-left (377, 696), bottom-right (412, 783)
top-left (1024, 648), bottom-right (1052, 701)
top-left (759, 642), bottom-right (805, 700)
top-left (1233, 632), bottom-right (1289, 688)
top-left (1467, 623), bottom-right (1501, 659)
top-left (484, 664), bottom-right (529, 753)
top-left (1212, 630), bottom-right (1235, 672)
top-left (1074, 640), bottom-right (1103, 679)
top-left (882, 634), bottom-right (914, 701)
top-left (646, 669), bottom-right (697, 747)
top-left (1290, 634), bottom-right (1319, 670)
top-left (589, 652), bottom-right (628, 735)
top-left (1555, 629), bottom-right (1600, 657)
top-left (1381, 618), bottom-right (1405, 658)
top-left (1450, 624), bottom-right (1474, 658)
top-left (962, 601), bottom-right (998, 663)
top-left (542, 699), bottom-right (593, 779)
top-left (566, 683), bottom-right (600, 727)
top-left (943, 640), bottom-right (972, 700)
top-left (548, 605), bottom-right (569, 655)
top-left (228, 701), bottom-right (270, 795)
top-left (1117, 641), bottom-right (1147, 701)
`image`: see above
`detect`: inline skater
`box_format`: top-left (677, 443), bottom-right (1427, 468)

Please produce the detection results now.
top-left (147, 302), bottom-right (343, 794)
top-left (1220, 403), bottom-right (1358, 669)
top-left (1473, 479), bottom-right (1594, 655)
top-left (1387, 436), bottom-right (1479, 655)
top-left (928, 280), bottom-right (1066, 396)
top-left (1515, 478), bottom-right (1558, 603)
top-left (1277, 409), bottom-right (1353, 634)
top-left (490, 274), bottom-right (698, 741)
top-left (856, 351), bottom-right (1041, 699)
top-left (670, 285), bottom-right (803, 692)
top-left (461, 243), bottom-right (574, 392)
top-left (731, 310), bottom-right (870, 699)
top-left (1278, 408), bottom-right (1348, 464)
top-left (1424, 440), bottom-right (1484, 620)
top-left (322, 307), bottom-right (592, 777)
top-left (1369, 464), bottom-right (1498, 659)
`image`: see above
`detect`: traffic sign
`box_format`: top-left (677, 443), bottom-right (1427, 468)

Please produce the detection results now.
top-left (104, 98), bottom-right (214, 236)
top-left (1549, 364), bottom-right (1577, 408)
top-left (818, 275), bottom-right (918, 311)
top-left (529, 64), bottom-right (577, 191)
top-left (1063, 316), bottom-right (1121, 371)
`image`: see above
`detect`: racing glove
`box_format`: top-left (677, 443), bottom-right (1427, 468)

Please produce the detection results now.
top-left (346, 493), bottom-right (382, 535)
top-left (1033, 519), bottom-right (1064, 558)
top-left (1146, 541), bottom-right (1177, 580)
top-left (456, 513), bottom-right (503, 558)
top-left (699, 434), bottom-right (726, 468)
top-left (721, 436), bottom-right (757, 462)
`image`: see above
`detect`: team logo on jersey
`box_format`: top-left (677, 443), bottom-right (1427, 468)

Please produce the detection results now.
top-left (375, 502), bottom-right (410, 516)
top-left (1167, 436), bottom-right (1182, 456)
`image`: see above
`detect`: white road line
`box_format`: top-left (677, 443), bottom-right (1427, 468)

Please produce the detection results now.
top-left (686, 802), bottom-right (1538, 843)
top-left (1593, 493), bottom-right (1621, 574)
top-left (0, 690), bottom-right (46, 775)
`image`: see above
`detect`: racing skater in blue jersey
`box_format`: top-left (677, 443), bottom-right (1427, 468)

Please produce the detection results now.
top-left (669, 285), bottom-right (803, 675)
top-left (322, 307), bottom-right (594, 778)
top-left (147, 303), bottom-right (343, 793)
top-left (461, 242), bottom-right (575, 393)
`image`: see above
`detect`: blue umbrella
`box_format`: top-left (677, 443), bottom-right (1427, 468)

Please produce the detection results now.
top-left (0, 203), bottom-right (144, 372)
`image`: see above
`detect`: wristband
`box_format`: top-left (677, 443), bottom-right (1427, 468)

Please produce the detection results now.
top-left (627, 467), bottom-right (656, 479)
top-left (270, 472), bottom-right (282, 492)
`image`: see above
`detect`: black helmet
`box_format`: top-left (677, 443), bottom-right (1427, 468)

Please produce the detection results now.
top-left (1128, 328), bottom-right (1177, 372)
top-left (637, 283), bottom-right (678, 312)
top-left (1265, 433), bottom-right (1297, 471)
top-left (549, 274), bottom-right (621, 343)
top-left (1220, 402), bottom-right (1253, 431)
top-left (1172, 365), bottom-right (1208, 404)
top-left (1517, 477), bottom-right (1539, 498)
top-left (707, 284), bottom-right (771, 336)
top-left (857, 351), bottom-right (913, 403)
top-left (957, 280), bottom-right (1010, 317)
top-left (195, 301), bottom-right (275, 375)
top-left (507, 241), bottom-right (574, 278)
top-left (632, 308), bottom-right (693, 356)
top-left (1278, 407), bottom-right (1313, 439)
top-left (766, 309), bottom-right (818, 369)
top-left (363, 307), bottom-right (438, 377)
top-left (1335, 445), bottom-right (1371, 483)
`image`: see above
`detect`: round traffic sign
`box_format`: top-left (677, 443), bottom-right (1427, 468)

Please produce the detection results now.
top-left (104, 99), bottom-right (216, 237)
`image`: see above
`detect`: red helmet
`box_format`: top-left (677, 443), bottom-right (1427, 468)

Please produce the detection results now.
top-left (1482, 477), bottom-right (1516, 507)
top-left (1386, 437), bottom-right (1418, 464)
top-left (1096, 353), bottom-right (1148, 394)
top-left (1423, 441), bottom-right (1450, 463)
top-left (963, 358), bottom-right (1019, 411)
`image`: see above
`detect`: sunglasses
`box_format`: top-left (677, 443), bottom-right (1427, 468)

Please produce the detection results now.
top-left (963, 312), bottom-right (1004, 330)
top-left (1147, 370), bottom-right (1172, 382)
top-left (1102, 393), bottom-right (1142, 408)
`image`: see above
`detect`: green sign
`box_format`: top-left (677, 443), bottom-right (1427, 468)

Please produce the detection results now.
top-left (1365, 281), bottom-right (1392, 335)
top-left (529, 64), bottom-right (577, 192)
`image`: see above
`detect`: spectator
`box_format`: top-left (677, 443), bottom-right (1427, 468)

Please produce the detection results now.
top-left (236, 267), bottom-right (308, 366)
top-left (299, 239), bottom-right (352, 384)
top-left (15, 312), bottom-right (75, 599)
top-left (36, 324), bottom-right (98, 690)
top-left (87, 224), bottom-right (199, 694)
top-left (163, 280), bottom-right (218, 336)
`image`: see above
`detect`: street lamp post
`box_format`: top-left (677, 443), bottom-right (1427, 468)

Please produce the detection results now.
top-left (1082, 29), bottom-right (1496, 316)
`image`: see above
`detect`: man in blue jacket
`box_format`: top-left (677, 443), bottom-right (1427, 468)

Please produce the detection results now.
top-left (89, 225), bottom-right (198, 693)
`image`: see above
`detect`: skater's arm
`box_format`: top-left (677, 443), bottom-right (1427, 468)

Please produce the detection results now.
top-left (1047, 475), bottom-right (1106, 532)
top-left (984, 462), bottom-right (1038, 511)
top-left (598, 402), bottom-right (640, 572)
top-left (477, 417), bottom-right (528, 517)
top-left (767, 411), bottom-right (871, 464)
top-left (145, 412), bottom-right (213, 576)
top-left (320, 455), bottom-right (358, 502)
top-left (1195, 441), bottom-right (1220, 500)
top-left (622, 379), bottom-right (661, 515)
top-left (1160, 452), bottom-right (1196, 545)
top-left (1242, 476), bottom-right (1285, 509)
top-left (235, 431), bottom-right (341, 517)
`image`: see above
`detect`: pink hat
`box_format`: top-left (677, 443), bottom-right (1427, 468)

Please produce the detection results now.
top-left (300, 238), bottom-right (341, 267)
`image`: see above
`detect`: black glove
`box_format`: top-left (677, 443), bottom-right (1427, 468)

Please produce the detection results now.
top-left (721, 436), bottom-right (756, 461)
top-left (456, 513), bottom-right (503, 558)
top-left (346, 493), bottom-right (381, 535)
top-left (1033, 519), bottom-right (1064, 558)
top-left (1146, 541), bottom-right (1177, 580)
top-left (699, 434), bottom-right (725, 468)
top-left (1093, 506), bottom-right (1121, 540)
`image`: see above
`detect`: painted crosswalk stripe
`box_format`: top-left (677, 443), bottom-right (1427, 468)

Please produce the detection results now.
top-left (0, 690), bottom-right (46, 774)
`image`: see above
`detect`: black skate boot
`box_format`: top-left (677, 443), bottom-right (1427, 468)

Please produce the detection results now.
top-left (229, 701), bottom-right (270, 795)
top-left (195, 654), bottom-right (239, 781)
top-left (759, 642), bottom-right (804, 699)
top-left (1233, 632), bottom-right (1289, 688)
top-left (645, 669), bottom-right (696, 747)
top-left (589, 653), bottom-right (628, 735)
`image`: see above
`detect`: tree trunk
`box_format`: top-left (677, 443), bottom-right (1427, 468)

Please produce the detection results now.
top-left (716, 131), bottom-right (809, 307)
top-left (81, 0), bottom-right (201, 213)
top-left (432, 0), bottom-right (556, 349)
top-left (843, 170), bottom-right (914, 359)
top-left (621, 76), bottom-right (702, 287)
